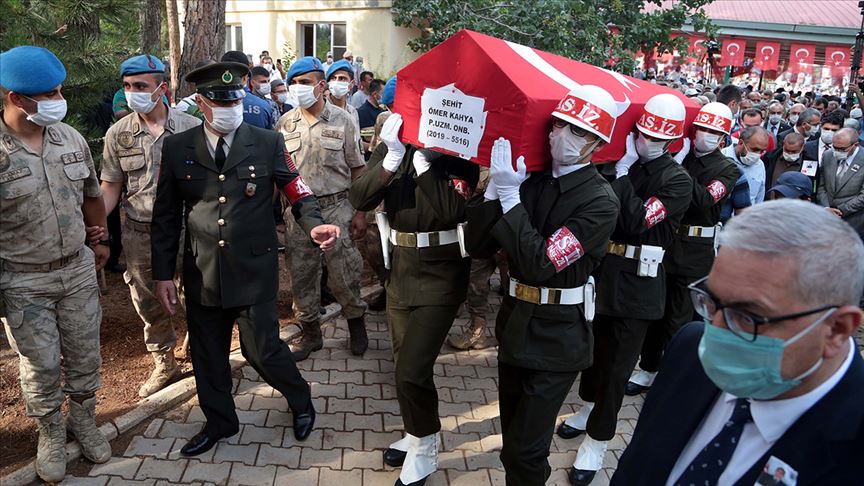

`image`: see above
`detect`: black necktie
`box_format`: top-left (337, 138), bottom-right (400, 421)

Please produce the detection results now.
top-left (215, 137), bottom-right (226, 171)
top-left (673, 398), bottom-right (752, 486)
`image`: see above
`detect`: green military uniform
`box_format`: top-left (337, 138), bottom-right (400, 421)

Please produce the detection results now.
top-left (578, 153), bottom-right (692, 441)
top-left (151, 62), bottom-right (326, 439)
top-left (638, 149), bottom-right (740, 373)
top-left (465, 165), bottom-right (619, 484)
top-left (349, 142), bottom-right (478, 438)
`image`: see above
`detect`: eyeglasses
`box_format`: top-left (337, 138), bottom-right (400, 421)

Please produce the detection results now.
top-left (687, 276), bottom-right (837, 342)
top-left (552, 119), bottom-right (590, 137)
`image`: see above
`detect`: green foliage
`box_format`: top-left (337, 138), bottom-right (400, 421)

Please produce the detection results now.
top-left (391, 0), bottom-right (717, 73)
top-left (0, 0), bottom-right (143, 146)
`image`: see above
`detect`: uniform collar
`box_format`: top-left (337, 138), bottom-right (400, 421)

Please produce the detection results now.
top-left (130, 107), bottom-right (177, 135)
top-left (0, 111), bottom-right (63, 148)
top-left (290, 102), bottom-right (333, 125)
top-left (556, 162), bottom-right (601, 193)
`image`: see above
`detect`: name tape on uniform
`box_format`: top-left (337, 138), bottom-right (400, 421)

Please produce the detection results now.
top-left (644, 196), bottom-right (667, 228)
top-left (546, 226), bottom-right (584, 272)
top-left (418, 83), bottom-right (487, 159)
top-left (706, 179), bottom-right (727, 203)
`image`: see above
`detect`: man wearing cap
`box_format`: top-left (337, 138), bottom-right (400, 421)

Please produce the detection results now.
top-left (0, 45), bottom-right (111, 482)
top-left (625, 102), bottom-right (740, 397)
top-left (221, 50), bottom-right (277, 129)
top-left (100, 54), bottom-right (202, 398)
top-left (768, 171), bottom-right (814, 201)
top-left (151, 60), bottom-right (341, 456)
top-left (276, 56), bottom-right (368, 360)
top-left (326, 59), bottom-right (362, 146)
top-left (559, 93), bottom-right (693, 486)
top-left (350, 112), bottom-right (479, 486)
top-left (465, 85), bottom-right (620, 485)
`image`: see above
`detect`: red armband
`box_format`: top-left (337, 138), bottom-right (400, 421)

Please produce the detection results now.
top-left (283, 177), bottom-right (314, 204)
top-left (644, 196), bottom-right (667, 228)
top-left (450, 178), bottom-right (471, 200)
top-left (706, 179), bottom-right (727, 203)
top-left (546, 227), bottom-right (584, 272)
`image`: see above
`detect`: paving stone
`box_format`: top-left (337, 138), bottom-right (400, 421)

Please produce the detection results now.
top-left (282, 428), bottom-right (324, 450)
top-left (239, 424), bottom-right (284, 446)
top-left (442, 431), bottom-right (483, 452)
top-left (362, 470), bottom-right (400, 486)
top-left (464, 450), bottom-right (501, 470)
top-left (342, 449), bottom-right (383, 470)
top-left (438, 450), bottom-right (467, 471)
top-left (143, 419), bottom-right (164, 439)
top-left (299, 446), bottom-right (342, 469)
top-left (234, 394), bottom-right (254, 411)
top-left (62, 476), bottom-right (109, 486)
top-left (447, 469), bottom-right (492, 486)
top-left (327, 397), bottom-right (364, 414)
top-left (236, 409), bottom-right (268, 426)
top-left (90, 456), bottom-right (143, 479)
top-left (181, 460), bottom-right (231, 485)
top-left (124, 437), bottom-right (176, 459)
top-left (382, 413), bottom-right (404, 432)
top-left (212, 443), bottom-right (259, 466)
top-left (451, 389), bottom-right (486, 403)
top-left (312, 359), bottom-right (347, 371)
top-left (456, 416), bottom-right (496, 435)
top-left (322, 428), bottom-right (362, 450)
top-left (236, 379), bottom-right (274, 397)
top-left (364, 399), bottom-right (401, 415)
top-left (256, 444), bottom-right (301, 468)
top-left (134, 458), bottom-right (188, 482)
top-left (319, 467), bottom-right (362, 486)
top-left (249, 396), bottom-right (288, 412)
top-left (311, 382), bottom-right (346, 398)
top-left (158, 421), bottom-right (203, 439)
top-left (363, 431), bottom-right (402, 450)
top-left (362, 371), bottom-right (391, 385)
top-left (274, 466), bottom-right (319, 484)
top-left (302, 370), bottom-right (330, 383)
top-left (346, 384), bottom-right (381, 399)
top-left (186, 406), bottom-right (206, 423)
top-left (227, 464), bottom-right (276, 486)
top-left (105, 479), bottom-right (156, 486)
top-left (329, 371), bottom-right (365, 385)
top-left (345, 412), bottom-right (383, 431)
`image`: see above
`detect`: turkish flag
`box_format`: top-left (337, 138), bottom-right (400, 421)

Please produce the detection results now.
top-left (686, 36), bottom-right (707, 63)
top-left (825, 45), bottom-right (852, 76)
top-left (719, 38), bottom-right (745, 67)
top-left (788, 43), bottom-right (815, 74)
top-left (754, 41), bottom-right (780, 71)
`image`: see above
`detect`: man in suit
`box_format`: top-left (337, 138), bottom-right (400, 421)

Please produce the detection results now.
top-left (763, 101), bottom-right (791, 142)
top-left (150, 61), bottom-right (341, 456)
top-left (611, 199), bottom-right (864, 486)
top-left (777, 107), bottom-right (821, 148)
top-left (818, 128), bottom-right (864, 239)
top-left (808, 111), bottom-right (846, 167)
top-left (763, 133), bottom-right (810, 191)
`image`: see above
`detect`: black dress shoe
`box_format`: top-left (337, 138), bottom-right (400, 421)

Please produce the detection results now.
top-left (383, 447), bottom-right (406, 467)
top-left (625, 381), bottom-right (651, 396)
top-left (556, 422), bottom-right (585, 440)
top-left (569, 466), bottom-right (597, 486)
top-left (293, 399), bottom-right (316, 441)
top-left (395, 477), bottom-right (427, 486)
top-left (180, 429), bottom-right (236, 456)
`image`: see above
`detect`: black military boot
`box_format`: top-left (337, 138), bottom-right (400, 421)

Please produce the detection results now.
top-left (291, 320), bottom-right (323, 361)
top-left (347, 316), bottom-right (368, 355)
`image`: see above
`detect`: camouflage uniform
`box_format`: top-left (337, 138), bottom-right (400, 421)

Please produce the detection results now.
top-left (0, 117), bottom-right (103, 417)
top-left (101, 109), bottom-right (201, 355)
top-left (277, 103), bottom-right (367, 358)
top-left (358, 111), bottom-right (392, 288)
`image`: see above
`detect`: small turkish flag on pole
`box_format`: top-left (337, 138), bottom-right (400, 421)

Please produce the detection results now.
top-left (754, 41), bottom-right (780, 71)
top-left (718, 38), bottom-right (745, 67)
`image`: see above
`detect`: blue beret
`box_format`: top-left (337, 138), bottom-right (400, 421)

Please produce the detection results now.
top-left (381, 76), bottom-right (397, 107)
top-left (0, 46), bottom-right (66, 95)
top-left (286, 56), bottom-right (324, 83)
top-left (120, 54), bottom-right (165, 77)
top-left (326, 60), bottom-right (354, 81)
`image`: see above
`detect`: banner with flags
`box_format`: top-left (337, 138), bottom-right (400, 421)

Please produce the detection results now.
top-left (753, 41), bottom-right (781, 71)
top-left (788, 43), bottom-right (815, 74)
top-left (824, 45), bottom-right (852, 76)
top-left (719, 38), bottom-right (745, 67)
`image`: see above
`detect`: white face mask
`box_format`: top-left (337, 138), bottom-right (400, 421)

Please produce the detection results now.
top-left (834, 149), bottom-right (851, 163)
top-left (782, 151), bottom-right (801, 162)
top-left (635, 133), bottom-right (668, 161)
top-left (276, 92), bottom-right (289, 105)
top-left (125, 85), bottom-right (162, 114)
top-left (328, 80), bottom-right (350, 99)
top-left (693, 131), bottom-right (722, 154)
top-left (549, 126), bottom-right (598, 166)
top-left (205, 101), bottom-right (244, 134)
top-left (808, 125), bottom-right (819, 137)
top-left (738, 148), bottom-right (762, 166)
top-left (820, 130), bottom-right (834, 145)
top-left (21, 97), bottom-right (67, 126)
top-left (289, 83), bottom-right (320, 109)
top-left (788, 114), bottom-right (799, 125)
top-left (768, 114), bottom-right (782, 125)
top-left (262, 63), bottom-right (273, 72)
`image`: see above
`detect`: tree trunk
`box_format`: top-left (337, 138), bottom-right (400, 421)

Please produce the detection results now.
top-left (178, 0), bottom-right (226, 97)
top-left (141, 0), bottom-right (162, 53)
top-left (165, 0), bottom-right (182, 100)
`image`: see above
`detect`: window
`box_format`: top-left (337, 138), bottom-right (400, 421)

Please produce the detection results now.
top-left (225, 25), bottom-right (243, 53)
top-left (300, 22), bottom-right (346, 60)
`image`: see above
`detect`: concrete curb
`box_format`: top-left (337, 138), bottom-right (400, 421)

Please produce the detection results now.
top-left (0, 285), bottom-right (384, 486)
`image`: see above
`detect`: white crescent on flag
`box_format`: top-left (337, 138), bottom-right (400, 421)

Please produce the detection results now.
top-left (726, 42), bottom-right (741, 54)
top-left (795, 48), bottom-right (810, 61)
top-left (761, 45), bottom-right (774, 59)
top-left (505, 40), bottom-right (633, 116)
top-left (831, 50), bottom-right (846, 66)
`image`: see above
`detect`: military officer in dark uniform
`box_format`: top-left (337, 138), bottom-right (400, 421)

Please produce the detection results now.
top-left (465, 86), bottom-right (621, 486)
top-left (558, 93), bottom-right (693, 486)
top-left (349, 112), bottom-right (478, 486)
top-left (151, 61), bottom-right (340, 456)
top-left (627, 102), bottom-right (740, 395)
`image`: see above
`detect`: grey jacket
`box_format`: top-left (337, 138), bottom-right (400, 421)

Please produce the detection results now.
top-left (817, 148), bottom-right (864, 236)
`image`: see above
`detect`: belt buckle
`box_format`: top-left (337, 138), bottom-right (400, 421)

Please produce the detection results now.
top-left (692, 226), bottom-right (702, 237)
top-left (515, 282), bottom-right (541, 304)
top-left (608, 242), bottom-right (625, 256)
top-left (395, 232), bottom-right (417, 247)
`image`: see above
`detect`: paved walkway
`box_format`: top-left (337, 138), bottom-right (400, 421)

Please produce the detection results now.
top-left (64, 292), bottom-right (643, 486)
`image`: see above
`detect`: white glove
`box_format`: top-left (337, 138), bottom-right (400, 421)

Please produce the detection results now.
top-left (412, 149), bottom-right (432, 176)
top-left (483, 176), bottom-right (499, 201)
top-left (380, 113), bottom-right (406, 173)
top-left (616, 133), bottom-right (639, 179)
top-left (673, 137), bottom-right (691, 164)
top-left (489, 137), bottom-right (527, 213)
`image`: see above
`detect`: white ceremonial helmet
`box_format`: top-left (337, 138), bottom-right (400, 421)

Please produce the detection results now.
top-left (692, 102), bottom-right (734, 135)
top-left (636, 93), bottom-right (687, 140)
top-left (551, 85), bottom-right (619, 143)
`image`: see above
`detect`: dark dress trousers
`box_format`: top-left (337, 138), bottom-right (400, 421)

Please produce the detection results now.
top-left (151, 123), bottom-right (325, 437)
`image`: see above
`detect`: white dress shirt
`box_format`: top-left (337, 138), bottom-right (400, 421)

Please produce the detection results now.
top-left (665, 338), bottom-right (855, 486)
top-left (203, 125), bottom-right (236, 159)
top-left (722, 145), bottom-right (765, 206)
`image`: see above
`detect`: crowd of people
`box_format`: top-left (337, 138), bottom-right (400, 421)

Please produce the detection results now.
top-left (1, 41), bottom-right (862, 486)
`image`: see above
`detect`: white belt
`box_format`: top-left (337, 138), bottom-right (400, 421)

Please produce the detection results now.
top-left (682, 225), bottom-right (717, 238)
top-left (389, 228), bottom-right (459, 248)
top-left (508, 277), bottom-right (586, 305)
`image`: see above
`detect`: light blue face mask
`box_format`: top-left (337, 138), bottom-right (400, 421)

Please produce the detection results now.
top-left (697, 310), bottom-right (833, 400)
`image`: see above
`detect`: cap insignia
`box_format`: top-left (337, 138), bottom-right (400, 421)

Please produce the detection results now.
top-left (222, 70), bottom-right (233, 84)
